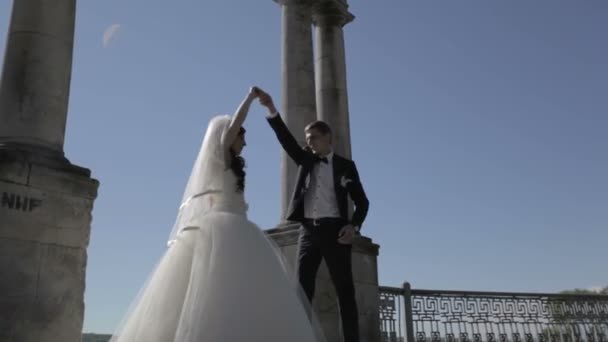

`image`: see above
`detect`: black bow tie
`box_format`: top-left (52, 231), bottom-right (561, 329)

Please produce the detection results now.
top-left (314, 156), bottom-right (329, 164)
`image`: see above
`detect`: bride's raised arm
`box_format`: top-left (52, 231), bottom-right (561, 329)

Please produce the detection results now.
top-left (221, 86), bottom-right (259, 165)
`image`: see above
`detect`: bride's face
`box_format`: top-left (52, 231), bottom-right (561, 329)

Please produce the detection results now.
top-left (231, 133), bottom-right (246, 155)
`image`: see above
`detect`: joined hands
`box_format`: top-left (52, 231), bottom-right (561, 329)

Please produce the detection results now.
top-left (253, 87), bottom-right (277, 114)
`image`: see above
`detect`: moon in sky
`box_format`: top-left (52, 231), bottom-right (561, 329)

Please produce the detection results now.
top-left (103, 24), bottom-right (121, 48)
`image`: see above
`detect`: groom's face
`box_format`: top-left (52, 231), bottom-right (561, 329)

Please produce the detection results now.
top-left (305, 129), bottom-right (331, 156)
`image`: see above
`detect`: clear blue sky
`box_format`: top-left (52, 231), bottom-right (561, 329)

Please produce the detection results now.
top-left (1, 0), bottom-right (606, 334)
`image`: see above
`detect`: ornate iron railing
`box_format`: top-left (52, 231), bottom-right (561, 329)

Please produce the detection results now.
top-left (379, 283), bottom-right (608, 342)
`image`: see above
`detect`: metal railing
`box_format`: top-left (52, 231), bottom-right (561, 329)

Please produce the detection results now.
top-left (379, 283), bottom-right (608, 342)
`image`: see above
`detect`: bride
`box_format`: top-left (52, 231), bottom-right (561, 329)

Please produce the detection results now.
top-left (110, 87), bottom-right (324, 341)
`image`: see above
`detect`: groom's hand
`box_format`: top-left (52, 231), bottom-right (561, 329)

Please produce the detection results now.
top-left (257, 89), bottom-right (278, 114)
top-left (337, 224), bottom-right (357, 245)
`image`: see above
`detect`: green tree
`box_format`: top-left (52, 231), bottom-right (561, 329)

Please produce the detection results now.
top-left (544, 285), bottom-right (608, 340)
top-left (559, 286), bottom-right (608, 295)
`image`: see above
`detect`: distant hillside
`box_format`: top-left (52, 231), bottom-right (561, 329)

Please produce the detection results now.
top-left (560, 285), bottom-right (608, 295)
top-left (82, 333), bottom-right (111, 342)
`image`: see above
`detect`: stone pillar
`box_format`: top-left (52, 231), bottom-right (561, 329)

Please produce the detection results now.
top-left (269, 2), bottom-right (382, 342)
top-left (0, 0), bottom-right (76, 152)
top-left (274, 0), bottom-right (317, 225)
top-left (312, 0), bottom-right (354, 158)
top-left (0, 1), bottom-right (99, 341)
top-left (311, 2), bottom-right (382, 342)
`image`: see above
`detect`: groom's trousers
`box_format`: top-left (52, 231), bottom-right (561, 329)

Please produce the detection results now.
top-left (297, 218), bottom-right (359, 342)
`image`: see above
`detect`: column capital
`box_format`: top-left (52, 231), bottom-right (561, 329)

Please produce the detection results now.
top-left (312, 0), bottom-right (354, 27)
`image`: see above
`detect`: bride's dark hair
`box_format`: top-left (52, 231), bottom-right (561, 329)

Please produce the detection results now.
top-left (229, 127), bottom-right (246, 192)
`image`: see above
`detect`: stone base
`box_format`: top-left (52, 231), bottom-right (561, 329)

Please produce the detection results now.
top-left (266, 223), bottom-right (382, 342)
top-left (0, 147), bottom-right (99, 342)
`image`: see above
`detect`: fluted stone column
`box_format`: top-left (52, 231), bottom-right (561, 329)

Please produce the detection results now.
top-left (0, 1), bottom-right (99, 341)
top-left (274, 0), bottom-right (317, 225)
top-left (312, 2), bottom-right (382, 342)
top-left (313, 0), bottom-right (354, 159)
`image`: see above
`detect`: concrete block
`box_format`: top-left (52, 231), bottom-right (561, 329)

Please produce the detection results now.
top-left (0, 238), bottom-right (41, 298)
top-left (0, 153), bottom-right (29, 185)
top-left (1, 181), bottom-right (94, 232)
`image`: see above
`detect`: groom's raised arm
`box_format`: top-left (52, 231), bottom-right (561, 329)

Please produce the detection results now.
top-left (266, 113), bottom-right (307, 165)
top-left (258, 90), bottom-right (306, 165)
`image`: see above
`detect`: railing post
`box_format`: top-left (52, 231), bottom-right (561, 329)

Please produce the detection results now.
top-left (403, 282), bottom-right (415, 342)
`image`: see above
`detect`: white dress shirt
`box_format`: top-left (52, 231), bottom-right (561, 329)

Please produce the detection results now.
top-left (304, 152), bottom-right (341, 219)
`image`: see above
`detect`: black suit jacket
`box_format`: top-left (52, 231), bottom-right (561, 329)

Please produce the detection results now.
top-left (267, 114), bottom-right (370, 230)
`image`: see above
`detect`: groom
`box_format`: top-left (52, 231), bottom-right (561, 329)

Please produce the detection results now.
top-left (257, 89), bottom-right (369, 342)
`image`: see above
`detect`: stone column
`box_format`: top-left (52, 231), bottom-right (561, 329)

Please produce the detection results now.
top-left (312, 0), bottom-right (354, 158)
top-left (274, 0), bottom-right (317, 225)
top-left (0, 1), bottom-right (99, 341)
top-left (269, 2), bottom-right (382, 342)
top-left (311, 2), bottom-right (382, 342)
top-left (0, 0), bottom-right (76, 153)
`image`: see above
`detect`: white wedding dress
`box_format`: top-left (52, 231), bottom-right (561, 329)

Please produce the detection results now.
top-left (110, 116), bottom-right (322, 342)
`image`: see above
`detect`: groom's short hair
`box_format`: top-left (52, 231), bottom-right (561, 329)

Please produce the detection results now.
top-left (305, 120), bottom-right (332, 136)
